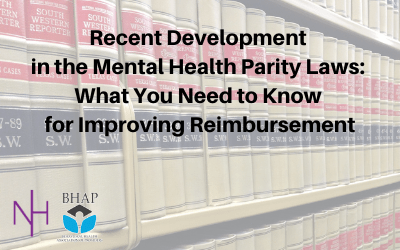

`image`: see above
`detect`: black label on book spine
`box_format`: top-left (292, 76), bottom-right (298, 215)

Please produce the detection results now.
top-left (364, 124), bottom-right (372, 145)
top-left (286, 120), bottom-right (302, 148)
top-left (355, 124), bottom-right (364, 145)
top-left (227, 116), bottom-right (251, 148)
top-left (388, 125), bottom-right (393, 144)
top-left (181, 113), bottom-right (203, 149)
top-left (135, 110), bottom-right (161, 150)
top-left (32, 108), bottom-right (82, 155)
top-left (371, 124), bottom-right (380, 145)
top-left (250, 119), bottom-right (269, 148)
top-left (394, 125), bottom-right (400, 143)
top-left (324, 130), bottom-right (337, 147)
top-left (84, 108), bottom-right (122, 152)
top-left (159, 113), bottom-right (181, 150)
top-left (380, 124), bottom-right (389, 144)
top-left (338, 129), bottom-right (349, 147)
top-left (0, 107), bottom-right (33, 157)
top-left (207, 115), bottom-right (228, 149)
top-left (302, 123), bottom-right (311, 148)
top-left (269, 123), bottom-right (287, 149)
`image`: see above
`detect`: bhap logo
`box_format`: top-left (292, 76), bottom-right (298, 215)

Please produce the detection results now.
top-left (63, 205), bottom-right (96, 234)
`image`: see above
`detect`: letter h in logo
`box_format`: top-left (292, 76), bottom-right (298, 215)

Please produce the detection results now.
top-left (14, 190), bottom-right (49, 237)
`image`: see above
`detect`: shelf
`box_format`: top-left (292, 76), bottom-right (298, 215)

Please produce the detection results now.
top-left (240, 0), bottom-right (400, 58)
top-left (141, 174), bottom-right (400, 240)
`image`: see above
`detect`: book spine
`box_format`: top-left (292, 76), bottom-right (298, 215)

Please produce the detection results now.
top-left (394, 191), bottom-right (400, 247)
top-left (388, 192), bottom-right (394, 249)
top-left (153, 0), bottom-right (187, 215)
top-left (300, 27), bottom-right (312, 192)
top-left (394, 1), bottom-right (399, 40)
top-left (285, 22), bottom-right (304, 194)
top-left (254, 226), bottom-right (271, 250)
top-left (388, 0), bottom-right (394, 38)
top-left (176, 0), bottom-right (207, 211)
top-left (347, 203), bottom-right (359, 250)
top-left (339, 206), bottom-right (348, 250)
top-left (380, 57), bottom-right (390, 176)
top-left (309, 31), bottom-right (326, 190)
top-left (222, 0), bottom-right (254, 203)
top-left (394, 60), bottom-right (400, 173)
top-left (348, 44), bottom-right (356, 183)
top-left (363, 198), bottom-right (374, 245)
top-left (327, 0), bottom-right (336, 11)
top-left (352, 0), bottom-right (363, 24)
top-left (357, 201), bottom-right (364, 249)
top-left (314, 211), bottom-right (328, 250)
top-left (326, 208), bottom-right (340, 250)
top-left (265, 16), bottom-right (289, 196)
top-left (380, 0), bottom-right (388, 35)
top-left (369, 0), bottom-right (381, 32)
top-left (246, 8), bottom-right (272, 199)
top-left (363, 51), bottom-right (373, 179)
top-left (25, 0), bottom-right (84, 239)
top-left (373, 196), bottom-right (381, 243)
top-left (363, 0), bottom-right (370, 26)
top-left (120, 0), bottom-right (167, 220)
top-left (198, 0), bottom-right (231, 207)
top-left (380, 194), bottom-right (390, 239)
top-left (371, 53), bottom-right (381, 178)
top-left (388, 59), bottom-right (394, 175)
top-left (336, 0), bottom-right (348, 17)
top-left (75, 0), bottom-right (127, 231)
top-left (0, 0), bottom-right (40, 248)
top-left (236, 229), bottom-right (255, 250)
top-left (303, 214), bottom-right (314, 250)
top-left (271, 221), bottom-right (286, 250)
top-left (215, 234), bottom-right (236, 250)
top-left (286, 218), bottom-right (304, 250)
top-left (348, 0), bottom-right (352, 18)
top-left (324, 37), bottom-right (339, 187)
top-left (337, 40), bottom-right (350, 185)
top-left (355, 47), bottom-right (365, 182)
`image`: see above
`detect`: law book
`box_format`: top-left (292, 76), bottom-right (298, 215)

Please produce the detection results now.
top-left (300, 27), bottom-right (312, 192)
top-left (25, 0), bottom-right (85, 239)
top-left (215, 234), bottom-right (236, 250)
top-left (326, 208), bottom-right (340, 250)
top-left (120, 0), bottom-right (166, 220)
top-left (337, 40), bottom-right (350, 185)
top-left (363, 198), bottom-right (374, 245)
top-left (363, 50), bottom-right (373, 179)
top-left (198, 0), bottom-right (231, 207)
top-left (394, 0), bottom-right (399, 40)
top-left (152, 0), bottom-right (187, 215)
top-left (222, 0), bottom-right (254, 203)
top-left (394, 60), bottom-right (400, 173)
top-left (348, 44), bottom-right (357, 183)
top-left (388, 59), bottom-right (394, 175)
top-left (363, 0), bottom-right (370, 26)
top-left (394, 190), bottom-right (400, 248)
top-left (380, 56), bottom-right (390, 176)
top-left (371, 53), bottom-right (381, 178)
top-left (0, 0), bottom-right (40, 248)
top-left (271, 221), bottom-right (286, 250)
top-left (314, 211), bottom-right (328, 250)
top-left (381, 0), bottom-right (388, 35)
top-left (352, 0), bottom-right (363, 24)
top-left (355, 47), bottom-right (365, 182)
top-left (309, 31), bottom-right (326, 190)
top-left (380, 194), bottom-right (390, 238)
top-left (369, 0), bottom-right (381, 32)
top-left (388, 0), bottom-right (394, 38)
top-left (285, 22), bottom-right (304, 194)
top-left (246, 8), bottom-right (272, 199)
top-left (347, 203), bottom-right (358, 250)
top-left (388, 192), bottom-right (394, 249)
top-left (339, 206), bottom-right (348, 249)
top-left (323, 37), bottom-right (339, 187)
top-left (336, 0), bottom-right (348, 17)
top-left (356, 201), bottom-right (364, 249)
top-left (254, 226), bottom-right (271, 250)
top-left (236, 229), bottom-right (255, 250)
top-left (303, 214), bottom-right (314, 250)
top-left (265, 16), bottom-right (289, 196)
top-left (372, 196), bottom-right (381, 242)
top-left (286, 217), bottom-right (303, 250)
top-left (177, 0), bottom-right (207, 211)
top-left (75, 0), bottom-right (127, 231)
top-left (348, 0), bottom-right (352, 18)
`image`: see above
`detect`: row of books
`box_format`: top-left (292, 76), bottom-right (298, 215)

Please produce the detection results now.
top-left (310, 0), bottom-right (400, 40)
top-left (175, 189), bottom-right (400, 250)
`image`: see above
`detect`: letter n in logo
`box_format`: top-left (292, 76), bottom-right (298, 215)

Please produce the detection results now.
top-left (14, 190), bottom-right (49, 237)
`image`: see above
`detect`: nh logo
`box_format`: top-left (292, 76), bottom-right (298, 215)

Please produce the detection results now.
top-left (14, 190), bottom-right (49, 237)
